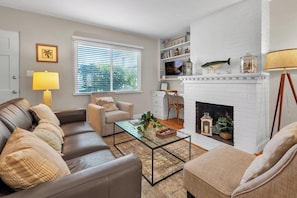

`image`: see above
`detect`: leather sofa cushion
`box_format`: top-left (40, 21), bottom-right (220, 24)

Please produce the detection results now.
top-left (66, 150), bottom-right (115, 173)
top-left (62, 132), bottom-right (109, 160)
top-left (105, 110), bottom-right (131, 123)
top-left (0, 103), bottom-right (33, 132)
top-left (0, 121), bottom-right (11, 152)
top-left (61, 121), bottom-right (95, 137)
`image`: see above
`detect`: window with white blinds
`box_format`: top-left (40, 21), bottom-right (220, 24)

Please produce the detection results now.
top-left (73, 36), bottom-right (142, 94)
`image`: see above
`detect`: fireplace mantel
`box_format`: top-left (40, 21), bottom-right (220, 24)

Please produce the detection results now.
top-left (179, 72), bottom-right (269, 83)
top-left (179, 72), bottom-right (270, 154)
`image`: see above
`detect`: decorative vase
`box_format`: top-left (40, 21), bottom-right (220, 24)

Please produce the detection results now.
top-left (185, 58), bottom-right (193, 75)
top-left (240, 53), bottom-right (257, 73)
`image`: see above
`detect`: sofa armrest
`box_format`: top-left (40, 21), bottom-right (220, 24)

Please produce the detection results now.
top-left (116, 101), bottom-right (134, 119)
top-left (5, 154), bottom-right (142, 198)
top-left (87, 103), bottom-right (105, 136)
top-left (54, 109), bottom-right (86, 124)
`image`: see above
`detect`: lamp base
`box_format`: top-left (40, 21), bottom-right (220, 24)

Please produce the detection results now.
top-left (43, 90), bottom-right (52, 109)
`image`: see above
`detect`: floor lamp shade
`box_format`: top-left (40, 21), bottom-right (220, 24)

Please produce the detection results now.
top-left (265, 48), bottom-right (297, 138)
top-left (265, 48), bottom-right (297, 71)
top-left (32, 71), bottom-right (60, 108)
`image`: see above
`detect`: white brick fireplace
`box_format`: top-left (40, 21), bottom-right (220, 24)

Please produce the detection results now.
top-left (179, 73), bottom-right (270, 154)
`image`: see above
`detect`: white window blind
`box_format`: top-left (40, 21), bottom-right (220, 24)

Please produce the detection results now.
top-left (73, 36), bottom-right (142, 94)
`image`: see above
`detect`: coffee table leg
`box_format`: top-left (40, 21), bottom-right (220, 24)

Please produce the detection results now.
top-left (151, 149), bottom-right (154, 185)
top-left (189, 136), bottom-right (191, 160)
top-left (113, 123), bottom-right (116, 146)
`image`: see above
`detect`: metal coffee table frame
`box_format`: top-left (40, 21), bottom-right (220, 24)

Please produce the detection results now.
top-left (113, 120), bottom-right (191, 186)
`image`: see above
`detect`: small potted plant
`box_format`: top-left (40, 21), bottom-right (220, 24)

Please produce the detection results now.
top-left (137, 111), bottom-right (163, 134)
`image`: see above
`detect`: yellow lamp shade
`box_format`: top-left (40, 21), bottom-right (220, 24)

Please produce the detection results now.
top-left (32, 71), bottom-right (60, 90)
top-left (265, 48), bottom-right (297, 71)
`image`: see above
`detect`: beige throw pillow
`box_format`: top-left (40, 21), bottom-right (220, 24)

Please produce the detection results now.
top-left (30, 104), bottom-right (60, 125)
top-left (240, 122), bottom-right (297, 184)
top-left (0, 128), bottom-right (70, 190)
top-left (33, 128), bottom-right (62, 154)
top-left (95, 97), bottom-right (119, 112)
top-left (38, 119), bottom-right (65, 139)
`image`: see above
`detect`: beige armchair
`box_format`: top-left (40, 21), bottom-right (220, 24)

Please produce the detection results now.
top-left (183, 122), bottom-right (297, 198)
top-left (87, 92), bottom-right (134, 136)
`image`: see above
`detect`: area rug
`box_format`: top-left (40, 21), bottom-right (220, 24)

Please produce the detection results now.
top-left (103, 132), bottom-right (207, 198)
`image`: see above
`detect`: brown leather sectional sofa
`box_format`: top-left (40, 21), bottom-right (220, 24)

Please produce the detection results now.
top-left (0, 98), bottom-right (142, 198)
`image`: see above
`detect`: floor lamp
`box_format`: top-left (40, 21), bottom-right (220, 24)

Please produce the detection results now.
top-left (32, 71), bottom-right (60, 109)
top-left (265, 49), bottom-right (297, 139)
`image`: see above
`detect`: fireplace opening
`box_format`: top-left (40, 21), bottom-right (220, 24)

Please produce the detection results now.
top-left (196, 101), bottom-right (234, 146)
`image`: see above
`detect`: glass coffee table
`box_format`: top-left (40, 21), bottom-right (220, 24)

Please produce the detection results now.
top-left (113, 120), bottom-right (191, 186)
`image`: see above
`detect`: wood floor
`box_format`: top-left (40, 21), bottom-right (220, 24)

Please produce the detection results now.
top-left (158, 118), bottom-right (184, 130)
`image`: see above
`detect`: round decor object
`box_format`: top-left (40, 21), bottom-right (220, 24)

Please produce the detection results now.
top-left (219, 132), bottom-right (232, 140)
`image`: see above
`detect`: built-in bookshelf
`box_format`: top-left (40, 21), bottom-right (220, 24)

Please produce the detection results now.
top-left (159, 33), bottom-right (191, 81)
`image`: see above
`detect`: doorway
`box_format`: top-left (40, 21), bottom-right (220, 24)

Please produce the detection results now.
top-left (0, 29), bottom-right (19, 103)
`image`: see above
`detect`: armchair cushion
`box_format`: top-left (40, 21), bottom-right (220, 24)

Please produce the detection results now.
top-left (240, 122), bottom-right (297, 184)
top-left (0, 128), bottom-right (70, 190)
top-left (95, 97), bottom-right (118, 112)
top-left (105, 110), bottom-right (131, 123)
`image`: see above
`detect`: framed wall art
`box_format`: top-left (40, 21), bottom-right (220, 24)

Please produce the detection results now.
top-left (36, 43), bottom-right (58, 63)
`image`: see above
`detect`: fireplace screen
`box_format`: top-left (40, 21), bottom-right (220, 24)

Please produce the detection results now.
top-left (196, 101), bottom-right (234, 145)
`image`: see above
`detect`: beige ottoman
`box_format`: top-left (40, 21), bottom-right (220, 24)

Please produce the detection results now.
top-left (183, 145), bottom-right (254, 198)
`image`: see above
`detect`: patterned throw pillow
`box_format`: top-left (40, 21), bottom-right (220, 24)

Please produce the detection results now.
top-left (30, 104), bottom-right (60, 125)
top-left (240, 122), bottom-right (297, 184)
top-left (0, 128), bottom-right (70, 190)
top-left (95, 97), bottom-right (119, 112)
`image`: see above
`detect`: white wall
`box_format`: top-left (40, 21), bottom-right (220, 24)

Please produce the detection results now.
top-left (0, 6), bottom-right (159, 114)
top-left (167, 0), bottom-right (270, 92)
top-left (269, 0), bottom-right (297, 128)
top-left (190, 0), bottom-right (268, 75)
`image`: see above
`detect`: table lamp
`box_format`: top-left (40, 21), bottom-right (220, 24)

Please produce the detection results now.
top-left (265, 48), bottom-right (297, 138)
top-left (32, 71), bottom-right (60, 109)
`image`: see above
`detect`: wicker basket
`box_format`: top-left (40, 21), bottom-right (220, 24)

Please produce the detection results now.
top-left (219, 132), bottom-right (232, 140)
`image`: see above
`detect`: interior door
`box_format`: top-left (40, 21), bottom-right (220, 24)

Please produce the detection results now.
top-left (0, 29), bottom-right (19, 103)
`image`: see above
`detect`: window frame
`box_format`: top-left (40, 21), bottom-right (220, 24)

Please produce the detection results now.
top-left (72, 35), bottom-right (143, 95)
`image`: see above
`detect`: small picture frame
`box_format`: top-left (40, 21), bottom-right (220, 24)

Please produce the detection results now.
top-left (160, 82), bottom-right (168, 91)
top-left (36, 43), bottom-right (58, 63)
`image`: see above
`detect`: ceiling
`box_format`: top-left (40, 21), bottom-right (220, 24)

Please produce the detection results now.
top-left (0, 0), bottom-right (244, 39)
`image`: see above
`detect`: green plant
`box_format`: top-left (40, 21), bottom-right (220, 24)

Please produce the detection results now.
top-left (137, 111), bottom-right (163, 133)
